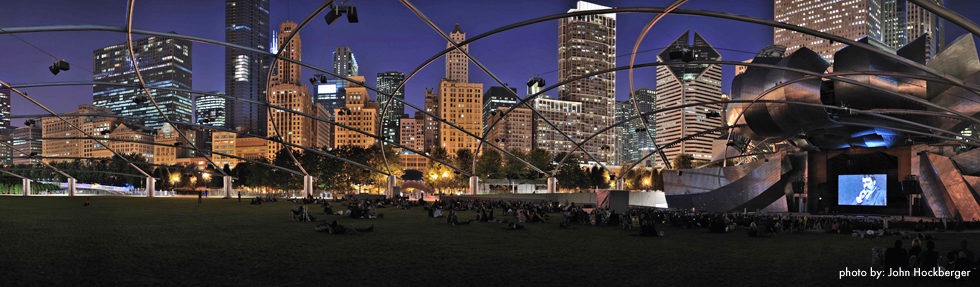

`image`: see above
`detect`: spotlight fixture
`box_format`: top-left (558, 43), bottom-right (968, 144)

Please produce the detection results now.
top-left (319, 74), bottom-right (329, 83)
top-left (678, 170), bottom-right (683, 176)
top-left (309, 77), bottom-right (318, 85)
top-left (453, 171), bottom-right (460, 175)
top-left (269, 135), bottom-right (283, 141)
top-left (100, 130), bottom-right (111, 135)
top-left (133, 95), bottom-right (148, 104)
top-left (24, 119), bottom-right (36, 127)
top-left (635, 127), bottom-right (647, 133)
top-left (705, 111), bottom-right (722, 118)
top-left (48, 59), bottom-right (70, 75)
top-left (28, 152), bottom-right (38, 158)
top-left (324, 5), bottom-right (358, 25)
top-left (173, 142), bottom-right (183, 147)
top-left (362, 169), bottom-right (370, 174)
top-left (609, 173), bottom-right (616, 181)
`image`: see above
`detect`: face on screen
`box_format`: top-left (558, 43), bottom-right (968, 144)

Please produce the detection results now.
top-left (862, 176), bottom-right (875, 191)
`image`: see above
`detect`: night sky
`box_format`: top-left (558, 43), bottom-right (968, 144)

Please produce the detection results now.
top-left (2, 0), bottom-right (980, 123)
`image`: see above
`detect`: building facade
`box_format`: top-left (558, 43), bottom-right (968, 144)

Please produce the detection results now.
top-left (654, 31), bottom-right (724, 167)
top-left (485, 106), bottom-right (533, 153)
top-left (195, 93), bottom-right (226, 128)
top-left (11, 124), bottom-right (42, 165)
top-left (437, 79), bottom-right (483, 156)
top-left (446, 24), bottom-right (469, 83)
top-left (93, 36), bottom-right (193, 130)
top-left (558, 1), bottom-right (617, 164)
top-left (376, 71), bottom-right (405, 146)
top-left (532, 96), bottom-right (584, 154)
top-left (423, 88), bottom-right (440, 153)
top-left (267, 22), bottom-right (315, 158)
top-left (400, 113), bottom-right (425, 152)
top-left (313, 77), bottom-right (348, 116)
top-left (482, 86), bottom-right (518, 132)
top-left (225, 0), bottom-right (270, 135)
top-left (334, 76), bottom-right (379, 149)
top-left (41, 105), bottom-right (121, 163)
top-left (333, 46), bottom-right (358, 78)
top-left (774, 0), bottom-right (944, 62)
top-left (0, 88), bottom-right (10, 136)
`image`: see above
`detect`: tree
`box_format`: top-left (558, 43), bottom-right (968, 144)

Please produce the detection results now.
top-left (334, 145), bottom-right (372, 193)
top-left (367, 145), bottom-right (404, 192)
top-left (502, 148), bottom-right (529, 180)
top-left (476, 148), bottom-right (503, 180)
top-left (672, 153), bottom-right (694, 170)
top-left (312, 145), bottom-right (346, 193)
top-left (555, 152), bottom-right (589, 191)
top-left (526, 148), bottom-right (554, 174)
top-left (272, 147), bottom-right (303, 191)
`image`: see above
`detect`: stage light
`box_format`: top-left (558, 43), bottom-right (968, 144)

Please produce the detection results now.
top-left (174, 142), bottom-right (183, 147)
top-left (100, 130), bottom-right (111, 135)
top-left (362, 169), bottom-right (370, 174)
top-left (24, 119), bottom-right (36, 127)
top-left (324, 5), bottom-right (358, 25)
top-left (705, 111), bottom-right (721, 118)
top-left (48, 59), bottom-right (70, 75)
top-left (309, 77), bottom-right (318, 85)
top-left (133, 95), bottom-right (148, 104)
top-left (346, 6), bottom-right (358, 23)
top-left (28, 152), bottom-right (37, 158)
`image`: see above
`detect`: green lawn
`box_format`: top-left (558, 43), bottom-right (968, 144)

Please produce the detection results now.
top-left (0, 196), bottom-right (978, 286)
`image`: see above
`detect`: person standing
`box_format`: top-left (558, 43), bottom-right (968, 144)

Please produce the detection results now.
top-left (238, 192), bottom-right (241, 203)
top-left (198, 191), bottom-right (202, 204)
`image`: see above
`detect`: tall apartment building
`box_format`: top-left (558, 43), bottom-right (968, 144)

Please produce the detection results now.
top-left (559, 1), bottom-right (617, 164)
top-left (774, 0), bottom-right (944, 62)
top-left (41, 105), bottom-right (121, 163)
top-left (195, 93), bottom-right (226, 128)
top-left (313, 77), bottom-right (348, 115)
top-left (445, 24), bottom-right (469, 83)
top-left (267, 22), bottom-right (315, 158)
top-left (485, 106), bottom-right (533, 153)
top-left (225, 0), bottom-right (270, 135)
top-left (377, 71), bottom-right (405, 145)
top-left (654, 31), bottom-right (724, 167)
top-left (423, 88), bottom-right (440, 152)
top-left (400, 112), bottom-right (425, 152)
top-left (0, 135), bottom-right (11, 165)
top-left (437, 79), bottom-right (483, 156)
top-left (11, 124), bottom-right (42, 165)
top-left (482, 86), bottom-right (518, 132)
top-left (93, 36), bottom-right (193, 130)
top-left (399, 112), bottom-right (427, 171)
top-left (314, 103), bottom-right (332, 149)
top-left (334, 76), bottom-right (379, 149)
top-left (616, 100), bottom-right (639, 165)
top-left (333, 46), bottom-right (359, 78)
top-left (0, 88), bottom-right (10, 136)
top-left (532, 96), bottom-right (585, 154)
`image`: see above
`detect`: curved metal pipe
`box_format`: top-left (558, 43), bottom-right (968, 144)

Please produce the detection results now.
top-left (1, 168), bottom-right (151, 179)
top-left (908, 0), bottom-right (980, 40)
top-left (21, 155), bottom-right (234, 178)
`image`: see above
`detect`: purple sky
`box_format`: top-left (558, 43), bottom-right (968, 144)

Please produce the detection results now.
top-left (2, 0), bottom-right (980, 123)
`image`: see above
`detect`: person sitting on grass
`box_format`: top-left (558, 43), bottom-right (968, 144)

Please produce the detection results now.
top-left (433, 208), bottom-right (444, 218)
top-left (918, 240), bottom-right (940, 269)
top-left (884, 240), bottom-right (910, 271)
top-left (83, 198), bottom-right (91, 206)
top-left (315, 220), bottom-right (373, 235)
top-left (506, 222), bottom-right (525, 230)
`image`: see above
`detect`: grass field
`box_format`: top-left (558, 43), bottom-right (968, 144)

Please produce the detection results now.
top-left (1, 196), bottom-right (978, 286)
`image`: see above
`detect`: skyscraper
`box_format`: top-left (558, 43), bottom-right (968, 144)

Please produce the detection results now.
top-left (438, 79), bottom-right (483, 156)
top-left (774, 0), bottom-right (944, 62)
top-left (482, 86), bottom-right (518, 132)
top-left (0, 88), bottom-right (10, 136)
top-left (195, 93), bottom-right (226, 128)
top-left (559, 1), bottom-right (616, 164)
top-left (225, 0), bottom-right (270, 135)
top-left (11, 123), bottom-right (42, 165)
top-left (654, 31), bottom-right (723, 167)
top-left (93, 36), bottom-right (193, 130)
top-left (313, 77), bottom-right (348, 115)
top-left (377, 71), bottom-right (405, 145)
top-left (41, 105), bottom-right (121, 163)
top-left (881, 0), bottom-right (944, 59)
top-left (617, 88), bottom-right (656, 166)
top-left (423, 88), bottom-right (440, 153)
top-left (445, 24), bottom-right (469, 83)
top-left (485, 106), bottom-right (533, 153)
top-left (333, 47), bottom-right (358, 78)
top-left (267, 22), bottom-right (315, 158)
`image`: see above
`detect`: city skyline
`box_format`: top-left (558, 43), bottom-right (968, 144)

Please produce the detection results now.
top-left (1, 0), bottom-right (783, 121)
